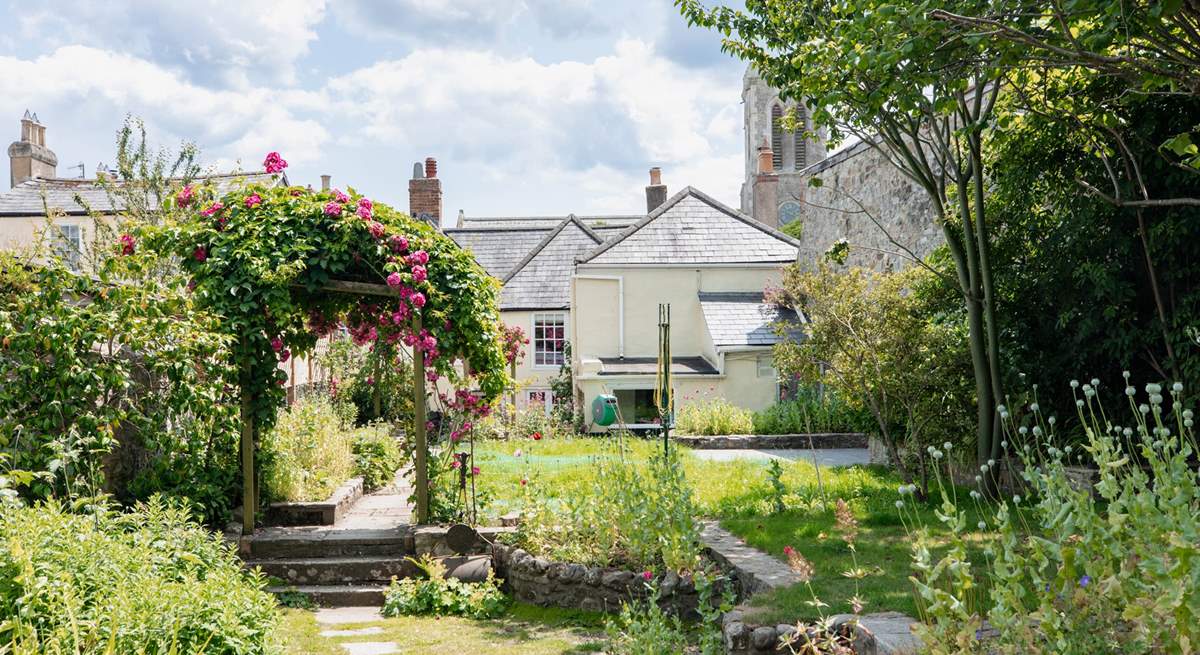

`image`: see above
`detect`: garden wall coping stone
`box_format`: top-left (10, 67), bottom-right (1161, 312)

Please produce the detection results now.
top-left (264, 476), bottom-right (363, 527)
top-left (674, 433), bottom-right (868, 450)
top-left (699, 521), bottom-right (802, 596)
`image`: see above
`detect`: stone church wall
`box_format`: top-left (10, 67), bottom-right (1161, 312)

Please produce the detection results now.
top-left (791, 140), bottom-right (943, 271)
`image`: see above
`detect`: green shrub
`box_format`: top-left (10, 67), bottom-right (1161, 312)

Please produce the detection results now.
top-left (0, 498), bottom-right (278, 654)
top-left (352, 425), bottom-right (403, 491)
top-left (675, 397), bottom-right (753, 436)
top-left (382, 556), bottom-right (507, 619)
top-left (518, 445), bottom-right (701, 572)
top-left (751, 387), bottom-right (876, 434)
top-left (261, 397), bottom-right (354, 503)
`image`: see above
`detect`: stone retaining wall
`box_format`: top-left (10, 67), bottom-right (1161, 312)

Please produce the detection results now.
top-left (674, 433), bottom-right (868, 450)
top-left (265, 477), bottom-right (363, 526)
top-left (723, 611), bottom-right (922, 655)
top-left (491, 543), bottom-right (713, 617)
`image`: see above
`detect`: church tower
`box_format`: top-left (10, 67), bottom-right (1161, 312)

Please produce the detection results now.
top-left (740, 66), bottom-right (825, 228)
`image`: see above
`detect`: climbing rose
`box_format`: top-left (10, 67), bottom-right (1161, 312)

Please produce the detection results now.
top-left (357, 204), bottom-right (372, 220)
top-left (368, 221), bottom-right (385, 238)
top-left (409, 250), bottom-right (429, 265)
top-left (244, 193), bottom-right (262, 208)
top-left (358, 197), bottom-right (373, 211)
top-left (192, 245), bottom-right (207, 262)
top-left (333, 189), bottom-right (350, 203)
top-left (389, 235), bottom-right (409, 253)
top-left (118, 233), bottom-right (136, 256)
top-left (411, 265), bottom-right (427, 283)
top-left (323, 201), bottom-right (342, 217)
top-left (176, 185), bottom-right (194, 207)
top-left (386, 272), bottom-right (403, 288)
top-left (200, 201), bottom-right (224, 217)
top-left (410, 292), bottom-right (426, 308)
top-left (270, 337), bottom-right (284, 352)
top-left (263, 151), bottom-right (288, 174)
top-left (279, 349), bottom-right (291, 363)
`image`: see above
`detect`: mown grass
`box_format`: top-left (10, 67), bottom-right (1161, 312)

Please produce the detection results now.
top-left (468, 435), bottom-right (997, 624)
top-left (278, 604), bottom-right (606, 654)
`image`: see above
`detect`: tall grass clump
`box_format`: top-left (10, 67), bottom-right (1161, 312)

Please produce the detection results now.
top-left (752, 387), bottom-right (875, 434)
top-left (675, 396), bottom-right (753, 436)
top-left (0, 498), bottom-right (278, 654)
top-left (902, 374), bottom-right (1200, 654)
top-left (261, 396), bottom-right (355, 503)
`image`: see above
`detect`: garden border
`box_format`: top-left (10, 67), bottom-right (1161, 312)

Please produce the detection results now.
top-left (264, 476), bottom-right (363, 527)
top-left (674, 433), bottom-right (868, 450)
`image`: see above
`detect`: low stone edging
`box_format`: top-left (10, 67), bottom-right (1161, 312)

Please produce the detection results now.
top-left (265, 476), bottom-right (363, 526)
top-left (723, 611), bottom-right (923, 655)
top-left (674, 433), bottom-right (868, 450)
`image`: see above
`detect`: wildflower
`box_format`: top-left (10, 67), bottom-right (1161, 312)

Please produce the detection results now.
top-left (176, 185), bottom-right (194, 207)
top-left (1090, 378), bottom-right (1099, 387)
top-left (411, 265), bottom-right (427, 283)
top-left (513, 449), bottom-right (523, 458)
top-left (520, 478), bottom-right (527, 486)
top-left (410, 292), bottom-right (426, 308)
top-left (358, 197), bottom-right (373, 211)
top-left (784, 546), bottom-right (814, 582)
top-left (641, 571), bottom-right (653, 581)
top-left (1012, 495), bottom-right (1022, 504)
top-left (1079, 575), bottom-right (1091, 587)
top-left (450, 460), bottom-right (461, 469)
top-left (1070, 380), bottom-right (1079, 388)
top-left (471, 466), bottom-right (480, 476)
top-left (244, 193), bottom-right (262, 208)
top-left (193, 245), bottom-right (207, 262)
top-left (1173, 382), bottom-right (1184, 393)
top-left (1030, 403), bottom-right (1039, 413)
top-left (262, 151), bottom-right (288, 173)
top-left (323, 201), bottom-right (342, 217)
top-left (894, 500), bottom-right (904, 509)
top-left (943, 441), bottom-right (952, 450)
top-left (1126, 386), bottom-right (1136, 396)
top-left (834, 499), bottom-right (858, 545)
top-left (201, 201), bottom-right (224, 217)
top-left (977, 521), bottom-right (986, 530)
top-left (531, 431), bottom-right (542, 441)
top-left (279, 349), bottom-right (290, 363)
top-left (118, 233), bottom-right (136, 255)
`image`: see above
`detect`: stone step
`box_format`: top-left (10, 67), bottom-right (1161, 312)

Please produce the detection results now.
top-left (248, 528), bottom-right (412, 559)
top-left (249, 556), bottom-right (418, 585)
top-left (268, 584), bottom-right (389, 607)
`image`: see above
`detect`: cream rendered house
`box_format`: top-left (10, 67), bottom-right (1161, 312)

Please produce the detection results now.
top-left (447, 177), bottom-right (804, 431)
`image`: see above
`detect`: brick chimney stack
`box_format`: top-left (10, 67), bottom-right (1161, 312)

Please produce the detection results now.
top-left (645, 167), bottom-right (667, 212)
top-left (752, 139), bottom-right (780, 228)
top-left (409, 157), bottom-right (443, 227)
top-left (8, 110), bottom-right (57, 188)
top-left (320, 174), bottom-right (331, 191)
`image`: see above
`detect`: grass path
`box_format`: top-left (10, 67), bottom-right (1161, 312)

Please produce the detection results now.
top-left (277, 604), bottom-right (606, 655)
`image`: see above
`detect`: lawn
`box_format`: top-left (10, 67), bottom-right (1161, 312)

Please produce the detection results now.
top-left (278, 604), bottom-right (606, 654)
top-left (467, 435), bottom-right (996, 624)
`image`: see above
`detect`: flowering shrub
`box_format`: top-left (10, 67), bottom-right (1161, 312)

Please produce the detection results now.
top-left (904, 375), bottom-right (1200, 654)
top-left (500, 323), bottom-right (528, 366)
top-left (675, 394), bottom-right (753, 435)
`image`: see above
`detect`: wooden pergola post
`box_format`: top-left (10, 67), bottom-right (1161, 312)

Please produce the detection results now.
top-left (412, 314), bottom-right (429, 524)
top-left (240, 362), bottom-right (256, 536)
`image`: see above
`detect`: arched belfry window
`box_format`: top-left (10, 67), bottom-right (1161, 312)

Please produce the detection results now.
top-left (793, 105), bottom-right (808, 170)
top-left (770, 104), bottom-right (784, 170)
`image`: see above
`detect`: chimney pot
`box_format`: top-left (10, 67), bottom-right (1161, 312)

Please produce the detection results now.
top-left (320, 174), bottom-right (331, 191)
top-left (757, 138), bottom-right (775, 175)
top-left (424, 157), bottom-right (437, 179)
top-left (410, 156), bottom-right (443, 227)
top-left (645, 166), bottom-right (668, 213)
top-left (9, 111), bottom-right (56, 187)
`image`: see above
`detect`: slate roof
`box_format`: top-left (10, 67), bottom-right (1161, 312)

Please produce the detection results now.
top-left (460, 214), bottom-right (640, 230)
top-left (578, 187), bottom-right (801, 265)
top-left (0, 171), bottom-right (286, 216)
top-left (596, 356), bottom-right (719, 376)
top-left (444, 226), bottom-right (552, 278)
top-left (498, 216), bottom-right (604, 310)
top-left (698, 292), bottom-right (806, 348)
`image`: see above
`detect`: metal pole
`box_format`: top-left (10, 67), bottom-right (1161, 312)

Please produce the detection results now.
top-left (413, 315), bottom-right (429, 524)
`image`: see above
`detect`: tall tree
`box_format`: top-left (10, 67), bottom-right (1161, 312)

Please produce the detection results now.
top-left (677, 0), bottom-right (1010, 471)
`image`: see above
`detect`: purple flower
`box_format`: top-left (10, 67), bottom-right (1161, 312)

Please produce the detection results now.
top-left (1079, 575), bottom-right (1091, 588)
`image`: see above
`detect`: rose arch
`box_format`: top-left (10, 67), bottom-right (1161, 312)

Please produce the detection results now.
top-left (134, 153), bottom-right (508, 532)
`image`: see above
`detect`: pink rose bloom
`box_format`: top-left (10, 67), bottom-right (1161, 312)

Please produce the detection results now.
top-left (270, 337), bottom-right (283, 352)
top-left (356, 204), bottom-right (372, 220)
top-left (176, 185), bottom-right (194, 207)
top-left (450, 459), bottom-right (461, 469)
top-left (471, 466), bottom-right (480, 476)
top-left (411, 265), bottom-right (427, 283)
top-left (193, 245), bottom-right (207, 262)
top-left (409, 250), bottom-right (429, 265)
top-left (263, 152), bottom-right (288, 174)
top-left (389, 235), bottom-right (409, 253)
top-left (244, 193), bottom-right (262, 208)
top-left (369, 221), bottom-right (385, 238)
top-left (411, 292), bottom-right (426, 308)
top-left (200, 201), bottom-right (224, 217)
top-left (279, 348), bottom-right (291, 363)
top-left (641, 571), bottom-right (653, 581)
top-left (358, 197), bottom-right (373, 211)
top-left (323, 201), bottom-right (342, 217)
top-left (425, 369), bottom-right (439, 382)
top-left (118, 233), bottom-right (136, 256)
top-left (333, 189), bottom-right (350, 203)
top-left (386, 272), bottom-right (403, 288)
top-left (462, 421), bottom-right (472, 431)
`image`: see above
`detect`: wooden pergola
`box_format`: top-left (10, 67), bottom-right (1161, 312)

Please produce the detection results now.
top-left (240, 278), bottom-right (431, 535)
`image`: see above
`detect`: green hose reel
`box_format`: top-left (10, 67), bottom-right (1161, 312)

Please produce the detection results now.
top-left (591, 394), bottom-right (618, 427)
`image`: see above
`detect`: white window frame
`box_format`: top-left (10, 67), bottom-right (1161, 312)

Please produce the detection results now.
top-left (52, 224), bottom-right (83, 271)
top-left (531, 312), bottom-right (567, 369)
top-left (757, 354), bottom-right (776, 379)
top-left (525, 388), bottom-right (554, 416)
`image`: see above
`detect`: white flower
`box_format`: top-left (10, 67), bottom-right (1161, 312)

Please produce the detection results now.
top-left (997, 404), bottom-right (1007, 413)
top-left (988, 459), bottom-right (996, 467)
top-left (980, 464), bottom-right (989, 473)
top-left (932, 450), bottom-right (944, 460)
top-left (1013, 495), bottom-right (1022, 504)
top-left (513, 449), bottom-right (523, 458)
top-left (1032, 426), bottom-right (1043, 437)
top-left (1076, 399), bottom-right (1085, 407)
top-left (1085, 388), bottom-right (1095, 398)
top-left (1001, 440), bottom-right (1008, 449)
top-left (1146, 383), bottom-right (1162, 395)
top-left (977, 521), bottom-right (986, 530)
top-left (895, 500), bottom-right (904, 509)
top-left (1030, 403), bottom-right (1040, 413)
top-left (1173, 382), bottom-right (1184, 393)
top-left (1070, 380), bottom-right (1079, 388)
top-left (1019, 426), bottom-right (1029, 435)
top-left (1090, 378), bottom-right (1100, 387)
top-left (1186, 419), bottom-right (1194, 428)
top-left (1139, 404), bottom-right (1150, 414)
top-left (1123, 427), bottom-right (1133, 437)
top-left (1065, 445), bottom-right (1073, 454)
top-left (1185, 410), bottom-right (1194, 420)
top-left (1048, 416), bottom-right (1056, 425)
top-left (1126, 386), bottom-right (1136, 396)
top-left (1123, 370), bottom-right (1130, 379)
top-left (974, 475), bottom-right (982, 483)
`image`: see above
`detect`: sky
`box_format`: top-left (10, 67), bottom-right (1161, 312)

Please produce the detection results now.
top-left (0, 1), bottom-right (749, 218)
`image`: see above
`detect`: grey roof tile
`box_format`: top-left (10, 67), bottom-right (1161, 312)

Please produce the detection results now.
top-left (698, 291), bottom-right (806, 347)
top-left (498, 216), bottom-right (603, 310)
top-left (444, 226), bottom-right (551, 278)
